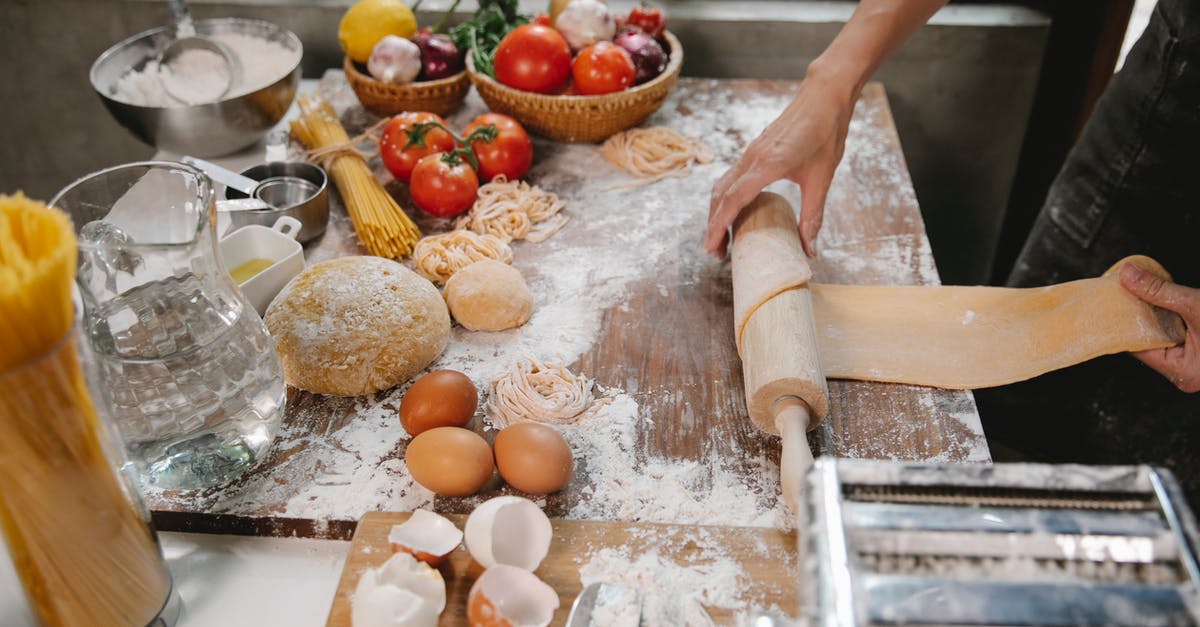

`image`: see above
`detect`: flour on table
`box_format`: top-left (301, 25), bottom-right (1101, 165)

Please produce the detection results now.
top-left (575, 526), bottom-right (792, 625)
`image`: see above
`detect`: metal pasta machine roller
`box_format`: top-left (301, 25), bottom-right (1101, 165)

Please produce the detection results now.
top-left (801, 459), bottom-right (1200, 626)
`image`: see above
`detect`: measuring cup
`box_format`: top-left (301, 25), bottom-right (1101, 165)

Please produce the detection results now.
top-left (50, 161), bottom-right (286, 490)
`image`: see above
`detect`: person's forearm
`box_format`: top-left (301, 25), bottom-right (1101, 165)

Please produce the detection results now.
top-left (806, 0), bottom-right (948, 103)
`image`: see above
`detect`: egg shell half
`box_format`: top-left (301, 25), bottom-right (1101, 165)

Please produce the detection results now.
top-left (388, 509), bottom-right (464, 567)
top-left (405, 427), bottom-right (494, 496)
top-left (352, 552), bottom-right (445, 627)
top-left (467, 564), bottom-right (559, 627)
top-left (464, 496), bottom-right (552, 571)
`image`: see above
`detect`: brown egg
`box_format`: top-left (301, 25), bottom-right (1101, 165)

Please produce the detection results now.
top-left (493, 423), bottom-right (574, 495)
top-left (405, 427), bottom-right (494, 496)
top-left (399, 370), bottom-right (478, 436)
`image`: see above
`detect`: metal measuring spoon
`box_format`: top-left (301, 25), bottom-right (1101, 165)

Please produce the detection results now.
top-left (183, 156), bottom-right (317, 212)
top-left (157, 0), bottom-right (240, 104)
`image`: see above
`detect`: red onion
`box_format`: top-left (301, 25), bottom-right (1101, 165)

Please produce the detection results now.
top-left (613, 28), bottom-right (668, 84)
top-left (411, 32), bottom-right (464, 81)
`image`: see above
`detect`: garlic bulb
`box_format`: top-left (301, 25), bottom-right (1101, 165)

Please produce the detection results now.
top-left (555, 0), bottom-right (615, 52)
top-left (367, 35), bottom-right (422, 85)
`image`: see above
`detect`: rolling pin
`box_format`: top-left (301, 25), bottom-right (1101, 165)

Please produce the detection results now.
top-left (731, 193), bottom-right (830, 514)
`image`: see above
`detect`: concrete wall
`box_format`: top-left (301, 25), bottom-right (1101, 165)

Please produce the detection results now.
top-left (0, 1), bottom-right (1048, 284)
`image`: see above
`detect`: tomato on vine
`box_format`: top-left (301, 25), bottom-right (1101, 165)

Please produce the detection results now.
top-left (464, 113), bottom-right (533, 182)
top-left (409, 152), bottom-right (479, 218)
top-left (380, 112), bottom-right (455, 183)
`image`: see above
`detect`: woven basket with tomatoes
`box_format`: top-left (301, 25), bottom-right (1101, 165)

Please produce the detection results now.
top-left (465, 2), bottom-right (683, 143)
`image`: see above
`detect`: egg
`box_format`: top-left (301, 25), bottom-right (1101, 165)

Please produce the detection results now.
top-left (405, 427), bottom-right (493, 496)
top-left (399, 370), bottom-right (478, 436)
top-left (467, 565), bottom-right (559, 627)
top-left (493, 423), bottom-right (574, 495)
top-left (464, 496), bottom-right (552, 571)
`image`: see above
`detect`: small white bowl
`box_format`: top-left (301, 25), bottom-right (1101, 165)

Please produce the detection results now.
top-left (219, 216), bottom-right (304, 315)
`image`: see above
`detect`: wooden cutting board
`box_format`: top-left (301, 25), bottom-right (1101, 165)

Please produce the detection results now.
top-left (325, 511), bottom-right (799, 625)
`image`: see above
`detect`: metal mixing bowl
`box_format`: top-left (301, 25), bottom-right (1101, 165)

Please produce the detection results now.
top-left (91, 18), bottom-right (302, 157)
top-left (224, 161), bottom-right (329, 243)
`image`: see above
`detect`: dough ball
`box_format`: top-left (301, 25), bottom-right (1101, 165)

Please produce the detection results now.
top-left (265, 256), bottom-right (450, 396)
top-left (443, 260), bottom-right (533, 332)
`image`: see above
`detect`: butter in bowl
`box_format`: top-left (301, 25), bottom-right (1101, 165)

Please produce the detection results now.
top-left (219, 216), bottom-right (304, 315)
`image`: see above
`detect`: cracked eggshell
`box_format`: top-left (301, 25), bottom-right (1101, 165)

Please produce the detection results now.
top-left (466, 564), bottom-right (559, 627)
top-left (389, 509), bottom-right (464, 567)
top-left (464, 496), bottom-right (553, 571)
top-left (351, 552), bottom-right (446, 627)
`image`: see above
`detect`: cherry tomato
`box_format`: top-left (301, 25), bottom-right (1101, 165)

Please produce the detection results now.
top-left (409, 153), bottom-right (479, 218)
top-left (571, 42), bottom-right (636, 96)
top-left (627, 5), bottom-right (666, 39)
top-left (532, 12), bottom-right (551, 26)
top-left (379, 112), bottom-right (455, 183)
top-left (493, 24), bottom-right (571, 94)
top-left (464, 113), bottom-right (533, 182)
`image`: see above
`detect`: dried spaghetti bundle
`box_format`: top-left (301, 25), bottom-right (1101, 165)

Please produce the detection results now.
top-left (0, 193), bottom-right (170, 625)
top-left (291, 95), bottom-right (421, 258)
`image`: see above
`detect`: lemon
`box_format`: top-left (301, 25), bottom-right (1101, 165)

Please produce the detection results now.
top-left (338, 0), bottom-right (418, 64)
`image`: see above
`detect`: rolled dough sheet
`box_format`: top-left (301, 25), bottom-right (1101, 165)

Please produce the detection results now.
top-left (743, 255), bottom-right (1184, 390)
top-left (731, 192), bottom-right (812, 355)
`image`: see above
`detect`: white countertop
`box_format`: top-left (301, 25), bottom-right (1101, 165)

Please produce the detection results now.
top-left (1, 531), bottom-right (349, 626)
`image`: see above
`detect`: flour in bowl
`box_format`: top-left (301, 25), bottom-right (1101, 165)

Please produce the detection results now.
top-left (112, 32), bottom-right (299, 107)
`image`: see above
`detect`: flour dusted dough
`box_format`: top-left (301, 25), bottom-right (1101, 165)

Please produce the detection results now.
top-left (731, 193), bottom-right (811, 355)
top-left (264, 256), bottom-right (450, 396)
top-left (732, 193), bottom-right (1185, 391)
top-left (443, 260), bottom-right (533, 332)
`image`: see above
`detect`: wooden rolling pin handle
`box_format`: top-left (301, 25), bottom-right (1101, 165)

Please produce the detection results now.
top-left (772, 395), bottom-right (813, 516)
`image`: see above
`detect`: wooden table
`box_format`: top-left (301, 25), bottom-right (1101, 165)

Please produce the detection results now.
top-left (147, 74), bottom-right (989, 540)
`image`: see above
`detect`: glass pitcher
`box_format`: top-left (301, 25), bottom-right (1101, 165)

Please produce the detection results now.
top-left (51, 161), bottom-right (286, 490)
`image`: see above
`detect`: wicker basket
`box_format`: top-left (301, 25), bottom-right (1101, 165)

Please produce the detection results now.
top-left (343, 56), bottom-right (471, 117)
top-left (467, 31), bottom-right (683, 143)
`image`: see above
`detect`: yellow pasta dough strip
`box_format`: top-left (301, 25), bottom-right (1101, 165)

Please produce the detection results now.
top-left (809, 255), bottom-right (1183, 389)
top-left (732, 194), bottom-right (1184, 390)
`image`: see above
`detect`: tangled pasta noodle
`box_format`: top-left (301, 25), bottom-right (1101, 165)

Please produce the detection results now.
top-left (455, 176), bottom-right (568, 243)
top-left (411, 230), bottom-right (513, 284)
top-left (600, 126), bottom-right (714, 187)
top-left (487, 359), bottom-right (594, 428)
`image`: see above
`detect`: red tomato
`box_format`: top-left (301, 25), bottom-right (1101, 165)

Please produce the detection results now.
top-left (571, 42), bottom-right (636, 96)
top-left (532, 12), bottom-right (551, 26)
top-left (379, 112), bottom-right (455, 183)
top-left (464, 113), bottom-right (533, 182)
top-left (627, 5), bottom-right (666, 39)
top-left (493, 24), bottom-right (571, 93)
top-left (409, 153), bottom-right (479, 218)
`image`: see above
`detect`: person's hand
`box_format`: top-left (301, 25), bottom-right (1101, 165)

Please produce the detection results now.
top-left (704, 74), bottom-right (857, 258)
top-left (1120, 263), bottom-right (1200, 393)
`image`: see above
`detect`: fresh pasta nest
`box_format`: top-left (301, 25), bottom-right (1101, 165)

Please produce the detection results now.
top-left (466, 31), bottom-right (683, 143)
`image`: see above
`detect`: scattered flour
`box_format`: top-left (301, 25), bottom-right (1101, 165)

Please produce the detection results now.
top-left (143, 77), bottom-right (987, 567)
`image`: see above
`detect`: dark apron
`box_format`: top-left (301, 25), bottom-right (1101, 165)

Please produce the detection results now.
top-left (977, 0), bottom-right (1200, 505)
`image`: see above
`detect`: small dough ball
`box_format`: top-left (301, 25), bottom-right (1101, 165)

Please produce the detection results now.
top-left (443, 260), bottom-right (532, 332)
top-left (493, 423), bottom-right (573, 495)
top-left (265, 256), bottom-right (450, 396)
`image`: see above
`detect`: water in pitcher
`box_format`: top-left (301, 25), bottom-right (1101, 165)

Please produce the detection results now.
top-left (55, 162), bottom-right (287, 490)
top-left (86, 273), bottom-right (284, 488)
